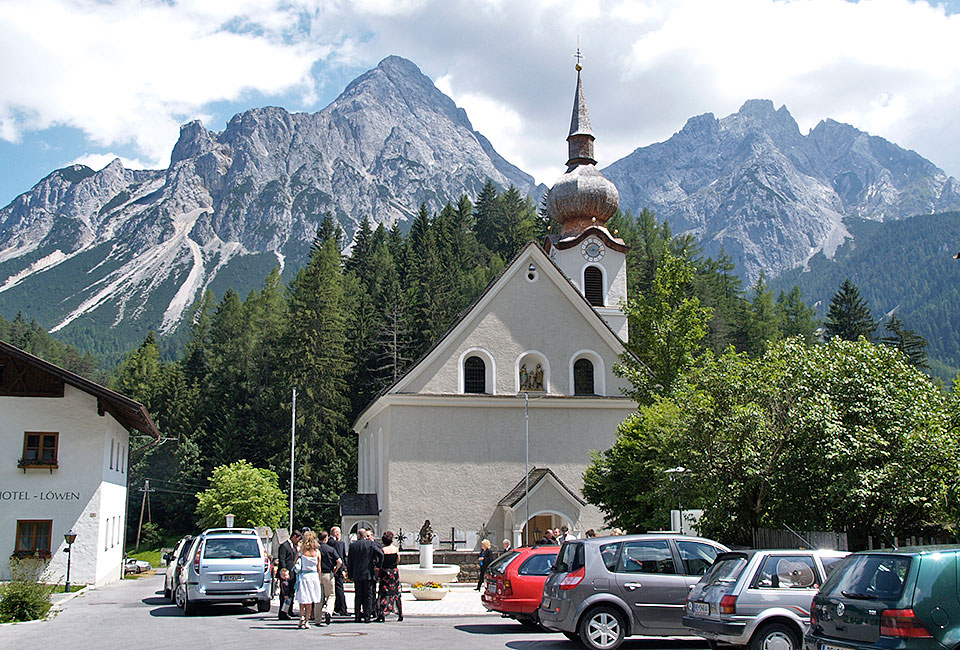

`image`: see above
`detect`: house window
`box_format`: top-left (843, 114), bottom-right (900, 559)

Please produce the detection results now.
top-left (574, 358), bottom-right (595, 395)
top-left (584, 266), bottom-right (603, 306)
top-left (16, 520), bottom-right (52, 557)
top-left (20, 432), bottom-right (59, 469)
top-left (110, 440), bottom-right (114, 470)
top-left (464, 356), bottom-right (486, 394)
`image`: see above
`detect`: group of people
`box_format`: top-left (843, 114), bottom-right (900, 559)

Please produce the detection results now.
top-left (275, 526), bottom-right (403, 629)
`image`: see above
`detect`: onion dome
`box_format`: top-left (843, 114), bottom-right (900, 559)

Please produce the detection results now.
top-left (546, 68), bottom-right (620, 237)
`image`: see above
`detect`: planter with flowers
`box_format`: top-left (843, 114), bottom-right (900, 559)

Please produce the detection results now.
top-left (410, 581), bottom-right (449, 600)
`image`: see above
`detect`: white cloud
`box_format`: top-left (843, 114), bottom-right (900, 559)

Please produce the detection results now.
top-left (71, 153), bottom-right (152, 172)
top-left (3, 0), bottom-right (960, 190)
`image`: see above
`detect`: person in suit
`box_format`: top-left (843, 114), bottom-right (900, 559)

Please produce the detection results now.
top-left (329, 526), bottom-right (348, 616)
top-left (347, 528), bottom-right (383, 623)
top-left (277, 529), bottom-right (302, 620)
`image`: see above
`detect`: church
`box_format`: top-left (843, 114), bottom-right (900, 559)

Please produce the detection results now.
top-left (343, 66), bottom-right (637, 548)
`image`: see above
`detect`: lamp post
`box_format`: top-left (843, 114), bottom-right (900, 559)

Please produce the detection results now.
top-left (63, 530), bottom-right (78, 593)
top-left (518, 391), bottom-right (529, 545)
top-left (664, 467), bottom-right (691, 534)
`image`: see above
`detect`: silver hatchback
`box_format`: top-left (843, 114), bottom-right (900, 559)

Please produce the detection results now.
top-left (175, 528), bottom-right (272, 616)
top-left (539, 534), bottom-right (729, 650)
top-left (683, 549), bottom-right (848, 650)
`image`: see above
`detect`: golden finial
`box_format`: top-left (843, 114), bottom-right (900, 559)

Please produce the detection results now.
top-left (574, 40), bottom-right (583, 71)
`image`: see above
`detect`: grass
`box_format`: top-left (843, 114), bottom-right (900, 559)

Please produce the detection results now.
top-left (128, 549), bottom-right (162, 568)
top-left (51, 584), bottom-right (86, 593)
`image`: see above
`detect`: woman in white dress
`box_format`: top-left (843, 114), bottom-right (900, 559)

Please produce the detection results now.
top-left (294, 531), bottom-right (323, 629)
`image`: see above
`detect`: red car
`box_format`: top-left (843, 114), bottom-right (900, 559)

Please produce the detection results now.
top-left (481, 545), bottom-right (559, 628)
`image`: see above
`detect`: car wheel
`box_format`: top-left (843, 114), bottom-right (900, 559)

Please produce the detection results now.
top-left (578, 606), bottom-right (626, 650)
top-left (751, 622), bottom-right (800, 650)
top-left (257, 599), bottom-right (271, 613)
top-left (174, 583), bottom-right (186, 610)
top-left (164, 582), bottom-right (172, 600)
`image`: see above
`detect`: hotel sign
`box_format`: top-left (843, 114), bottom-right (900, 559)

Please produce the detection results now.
top-left (0, 490), bottom-right (81, 501)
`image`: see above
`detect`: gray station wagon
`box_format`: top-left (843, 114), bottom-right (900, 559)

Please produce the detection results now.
top-left (539, 534), bottom-right (729, 650)
top-left (684, 549), bottom-right (848, 650)
top-left (175, 528), bottom-right (272, 616)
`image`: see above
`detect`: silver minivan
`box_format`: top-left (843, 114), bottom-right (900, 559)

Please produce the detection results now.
top-left (539, 534), bottom-right (729, 650)
top-left (175, 528), bottom-right (272, 616)
top-left (684, 549), bottom-right (848, 650)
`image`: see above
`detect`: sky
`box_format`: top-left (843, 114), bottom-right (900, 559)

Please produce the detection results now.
top-left (2, 0), bottom-right (960, 208)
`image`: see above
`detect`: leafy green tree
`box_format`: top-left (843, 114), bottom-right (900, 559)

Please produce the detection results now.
top-left (195, 460), bottom-right (288, 529)
top-left (615, 252), bottom-right (712, 404)
top-left (824, 278), bottom-right (877, 341)
top-left (881, 314), bottom-right (929, 370)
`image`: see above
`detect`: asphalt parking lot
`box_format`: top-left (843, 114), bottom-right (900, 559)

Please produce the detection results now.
top-left (0, 574), bottom-right (712, 650)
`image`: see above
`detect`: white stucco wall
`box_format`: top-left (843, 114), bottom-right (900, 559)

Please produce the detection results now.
top-left (403, 247), bottom-right (630, 398)
top-left (0, 385), bottom-right (129, 586)
top-left (360, 397), bottom-right (635, 545)
top-left (553, 236), bottom-right (629, 340)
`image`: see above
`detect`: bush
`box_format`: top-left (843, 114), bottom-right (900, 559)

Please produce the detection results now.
top-left (139, 522), bottom-right (161, 550)
top-left (0, 557), bottom-right (54, 622)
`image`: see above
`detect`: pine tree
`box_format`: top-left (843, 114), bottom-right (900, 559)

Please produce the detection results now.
top-left (776, 285), bottom-right (818, 343)
top-left (881, 314), bottom-right (929, 369)
top-left (824, 279), bottom-right (877, 341)
top-left (745, 272), bottom-right (781, 356)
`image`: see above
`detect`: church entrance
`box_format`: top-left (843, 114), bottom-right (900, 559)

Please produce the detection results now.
top-left (523, 514), bottom-right (562, 545)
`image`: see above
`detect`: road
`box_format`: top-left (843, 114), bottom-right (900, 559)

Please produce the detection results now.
top-left (0, 574), bottom-right (712, 650)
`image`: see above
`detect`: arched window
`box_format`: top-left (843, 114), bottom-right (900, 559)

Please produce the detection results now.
top-left (584, 266), bottom-right (603, 306)
top-left (573, 358), bottom-right (595, 395)
top-left (464, 356), bottom-right (486, 393)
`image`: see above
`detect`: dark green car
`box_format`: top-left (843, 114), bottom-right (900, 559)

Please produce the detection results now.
top-left (806, 547), bottom-right (960, 650)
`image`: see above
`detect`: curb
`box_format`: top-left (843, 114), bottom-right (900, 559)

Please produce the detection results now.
top-left (0, 584), bottom-right (91, 627)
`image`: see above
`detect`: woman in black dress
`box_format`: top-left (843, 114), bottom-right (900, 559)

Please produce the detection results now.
top-left (376, 531), bottom-right (403, 622)
top-left (476, 539), bottom-right (493, 590)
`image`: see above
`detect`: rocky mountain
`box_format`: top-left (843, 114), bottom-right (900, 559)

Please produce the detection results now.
top-left (0, 56), bottom-right (541, 349)
top-left (604, 99), bottom-right (960, 280)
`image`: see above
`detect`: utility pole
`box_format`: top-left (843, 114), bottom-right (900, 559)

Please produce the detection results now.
top-left (135, 479), bottom-right (154, 550)
top-left (289, 388), bottom-right (296, 533)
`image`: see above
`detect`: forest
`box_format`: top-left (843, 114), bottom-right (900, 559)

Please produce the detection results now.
top-left (0, 180), bottom-right (941, 542)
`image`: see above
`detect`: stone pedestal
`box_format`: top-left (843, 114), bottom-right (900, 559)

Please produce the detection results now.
top-left (419, 544), bottom-right (434, 569)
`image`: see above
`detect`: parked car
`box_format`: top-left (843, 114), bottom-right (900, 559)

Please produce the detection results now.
top-left (482, 545), bottom-right (560, 627)
top-left (539, 534), bottom-right (729, 650)
top-left (125, 557), bottom-right (152, 574)
top-left (807, 546), bottom-right (960, 650)
top-left (174, 528), bottom-right (272, 616)
top-left (162, 535), bottom-right (193, 602)
top-left (684, 549), bottom-right (848, 650)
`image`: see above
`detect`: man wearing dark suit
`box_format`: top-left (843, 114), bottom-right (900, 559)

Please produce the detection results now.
top-left (330, 526), bottom-right (348, 616)
top-left (347, 528), bottom-right (383, 622)
top-left (277, 529), bottom-right (302, 620)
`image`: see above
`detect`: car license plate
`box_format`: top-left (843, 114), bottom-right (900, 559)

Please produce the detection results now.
top-left (694, 602), bottom-right (710, 615)
top-left (222, 574), bottom-right (243, 582)
top-left (542, 597), bottom-right (551, 609)
top-left (822, 644), bottom-right (850, 650)
top-left (487, 582), bottom-right (496, 593)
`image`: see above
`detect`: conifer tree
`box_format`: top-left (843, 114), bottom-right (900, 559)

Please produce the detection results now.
top-left (824, 279), bottom-right (877, 342)
top-left (745, 272), bottom-right (781, 356)
top-left (776, 285), bottom-right (818, 343)
top-left (881, 314), bottom-right (929, 370)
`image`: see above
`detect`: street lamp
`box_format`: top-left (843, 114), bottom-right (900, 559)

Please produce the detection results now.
top-left (63, 530), bottom-right (78, 593)
top-left (664, 467), bottom-right (691, 534)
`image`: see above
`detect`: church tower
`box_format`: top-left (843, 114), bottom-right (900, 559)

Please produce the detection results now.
top-left (544, 61), bottom-right (630, 341)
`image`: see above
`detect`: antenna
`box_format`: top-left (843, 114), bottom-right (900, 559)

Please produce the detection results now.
top-left (783, 523), bottom-right (815, 549)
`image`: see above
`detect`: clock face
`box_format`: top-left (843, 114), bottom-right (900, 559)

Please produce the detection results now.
top-left (581, 237), bottom-right (605, 262)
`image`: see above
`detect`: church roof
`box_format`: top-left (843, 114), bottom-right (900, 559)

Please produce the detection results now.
top-left (350, 239), bottom-right (635, 431)
top-left (339, 493), bottom-right (380, 516)
top-left (498, 467), bottom-right (587, 508)
top-left (0, 339), bottom-right (160, 437)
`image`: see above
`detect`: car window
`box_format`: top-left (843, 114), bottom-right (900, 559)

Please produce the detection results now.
top-left (203, 537), bottom-right (261, 559)
top-left (617, 540), bottom-right (676, 574)
top-left (677, 540), bottom-right (720, 576)
top-left (821, 554), bottom-right (911, 600)
top-left (704, 555), bottom-right (748, 585)
top-left (820, 555), bottom-right (845, 578)
top-left (519, 553), bottom-right (557, 576)
top-left (751, 555), bottom-right (819, 589)
top-left (488, 551), bottom-right (519, 576)
top-left (600, 542), bottom-right (622, 572)
top-left (555, 542), bottom-right (584, 573)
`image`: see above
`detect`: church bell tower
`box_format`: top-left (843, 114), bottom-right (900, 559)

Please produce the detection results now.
top-left (544, 58), bottom-right (629, 341)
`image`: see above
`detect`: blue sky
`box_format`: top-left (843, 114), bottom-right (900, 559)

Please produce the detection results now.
top-left (2, 0), bottom-right (960, 208)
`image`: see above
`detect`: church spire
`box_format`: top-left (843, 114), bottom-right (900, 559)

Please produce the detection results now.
top-left (566, 55), bottom-right (596, 167)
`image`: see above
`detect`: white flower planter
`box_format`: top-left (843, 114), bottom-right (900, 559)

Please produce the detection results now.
top-left (411, 586), bottom-right (449, 601)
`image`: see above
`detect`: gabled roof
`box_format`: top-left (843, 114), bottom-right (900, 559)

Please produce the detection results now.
top-left (0, 339), bottom-right (160, 437)
top-left (498, 467), bottom-right (587, 508)
top-left (350, 240), bottom-right (633, 431)
top-left (339, 493), bottom-right (379, 516)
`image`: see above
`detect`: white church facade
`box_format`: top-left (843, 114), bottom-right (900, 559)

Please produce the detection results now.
top-left (346, 67), bottom-right (638, 548)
